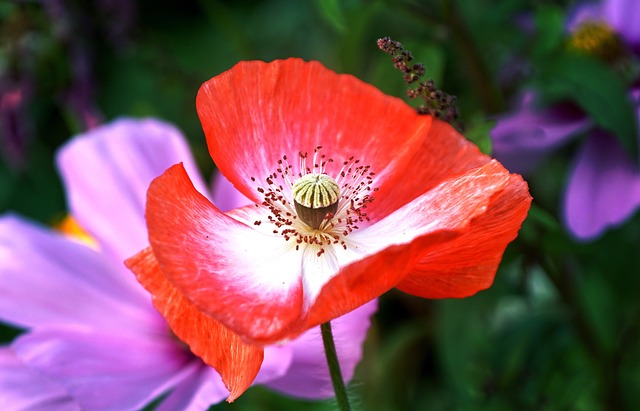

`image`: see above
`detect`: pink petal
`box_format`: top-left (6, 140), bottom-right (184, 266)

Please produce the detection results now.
top-left (0, 347), bottom-right (80, 411)
top-left (603, 0), bottom-right (640, 46)
top-left (12, 328), bottom-right (194, 411)
top-left (56, 118), bottom-right (209, 265)
top-left (564, 131), bottom-right (640, 240)
top-left (211, 170), bottom-right (252, 212)
top-left (491, 92), bottom-right (590, 174)
top-left (153, 366), bottom-right (229, 411)
top-left (264, 299), bottom-right (377, 399)
top-left (255, 345), bottom-right (294, 385)
top-left (0, 215), bottom-right (159, 333)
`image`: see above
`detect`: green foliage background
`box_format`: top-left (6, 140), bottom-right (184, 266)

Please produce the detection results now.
top-left (1, 0), bottom-right (639, 410)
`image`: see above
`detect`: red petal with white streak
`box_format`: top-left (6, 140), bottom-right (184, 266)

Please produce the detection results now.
top-left (143, 163), bottom-right (304, 343)
top-left (196, 59), bottom-right (433, 207)
top-left (305, 160), bottom-right (518, 327)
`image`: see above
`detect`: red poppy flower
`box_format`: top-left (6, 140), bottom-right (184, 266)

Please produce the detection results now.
top-left (126, 58), bottom-right (531, 401)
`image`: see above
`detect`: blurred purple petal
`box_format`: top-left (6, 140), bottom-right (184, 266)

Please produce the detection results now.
top-left (264, 300), bottom-right (377, 399)
top-left (566, 3), bottom-right (603, 32)
top-left (13, 328), bottom-right (194, 411)
top-left (564, 131), bottom-right (640, 240)
top-left (567, 0), bottom-right (640, 50)
top-left (56, 118), bottom-right (209, 265)
top-left (0, 215), bottom-right (160, 333)
top-left (602, 0), bottom-right (640, 47)
top-left (256, 345), bottom-right (294, 384)
top-left (0, 347), bottom-right (80, 411)
top-left (212, 169), bottom-right (252, 212)
top-left (491, 92), bottom-right (591, 174)
top-left (155, 367), bottom-right (228, 411)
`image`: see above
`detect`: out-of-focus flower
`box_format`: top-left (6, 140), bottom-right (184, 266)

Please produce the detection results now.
top-left (127, 58), bottom-right (531, 400)
top-left (0, 118), bottom-right (376, 410)
top-left (491, 0), bottom-right (640, 240)
top-left (0, 81), bottom-right (32, 169)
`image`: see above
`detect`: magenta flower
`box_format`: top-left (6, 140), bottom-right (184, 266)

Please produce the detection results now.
top-left (491, 0), bottom-right (640, 240)
top-left (0, 118), bottom-right (376, 410)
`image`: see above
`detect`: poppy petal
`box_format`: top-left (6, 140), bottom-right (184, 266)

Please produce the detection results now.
top-left (196, 58), bottom-right (433, 204)
top-left (125, 247), bottom-right (264, 402)
top-left (370, 118), bottom-right (491, 220)
top-left (305, 160), bottom-right (518, 326)
top-left (396, 174), bottom-right (531, 298)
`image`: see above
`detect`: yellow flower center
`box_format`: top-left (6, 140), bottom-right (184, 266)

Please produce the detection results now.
top-left (56, 215), bottom-right (98, 249)
top-left (568, 20), bottom-right (625, 62)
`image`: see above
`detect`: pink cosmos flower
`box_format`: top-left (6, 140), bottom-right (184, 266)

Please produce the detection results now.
top-left (127, 59), bottom-right (532, 400)
top-left (0, 118), bottom-right (376, 410)
top-left (492, 0), bottom-right (640, 240)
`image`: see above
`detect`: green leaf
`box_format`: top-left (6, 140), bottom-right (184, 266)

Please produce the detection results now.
top-left (532, 5), bottom-right (566, 58)
top-left (537, 53), bottom-right (638, 162)
top-left (314, 0), bottom-right (346, 33)
top-left (464, 116), bottom-right (494, 154)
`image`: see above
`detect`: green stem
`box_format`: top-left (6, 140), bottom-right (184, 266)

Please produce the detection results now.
top-left (321, 322), bottom-right (351, 411)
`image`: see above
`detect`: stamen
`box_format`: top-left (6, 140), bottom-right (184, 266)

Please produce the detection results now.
top-left (250, 149), bottom-right (377, 255)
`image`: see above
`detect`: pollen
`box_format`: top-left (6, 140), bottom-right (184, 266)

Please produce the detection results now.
top-left (568, 20), bottom-right (625, 63)
top-left (251, 146), bottom-right (377, 255)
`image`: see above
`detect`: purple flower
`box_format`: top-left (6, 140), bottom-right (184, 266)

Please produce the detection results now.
top-left (0, 118), bottom-right (377, 410)
top-left (491, 0), bottom-right (640, 240)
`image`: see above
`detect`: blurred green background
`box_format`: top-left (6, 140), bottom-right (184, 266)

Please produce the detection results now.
top-left (1, 0), bottom-right (639, 410)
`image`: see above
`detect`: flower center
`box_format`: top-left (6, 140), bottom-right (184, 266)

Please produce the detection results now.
top-left (292, 173), bottom-right (340, 229)
top-left (568, 20), bottom-right (625, 62)
top-left (250, 146), bottom-right (377, 256)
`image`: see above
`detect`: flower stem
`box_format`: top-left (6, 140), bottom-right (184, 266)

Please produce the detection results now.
top-left (321, 321), bottom-right (351, 411)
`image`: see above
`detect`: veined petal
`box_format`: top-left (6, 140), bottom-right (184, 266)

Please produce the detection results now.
top-left (0, 215), bottom-right (159, 333)
top-left (305, 160), bottom-right (518, 327)
top-left (125, 247), bottom-right (264, 401)
top-left (197, 58), bottom-right (433, 204)
top-left (12, 327), bottom-right (193, 411)
top-left (0, 347), bottom-right (80, 411)
top-left (370, 118), bottom-right (490, 221)
top-left (56, 118), bottom-right (209, 265)
top-left (397, 174), bottom-right (531, 298)
top-left (564, 131), bottom-right (640, 240)
top-left (142, 163), bottom-right (304, 343)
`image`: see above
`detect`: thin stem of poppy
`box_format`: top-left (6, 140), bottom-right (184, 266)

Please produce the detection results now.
top-left (321, 321), bottom-right (351, 411)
